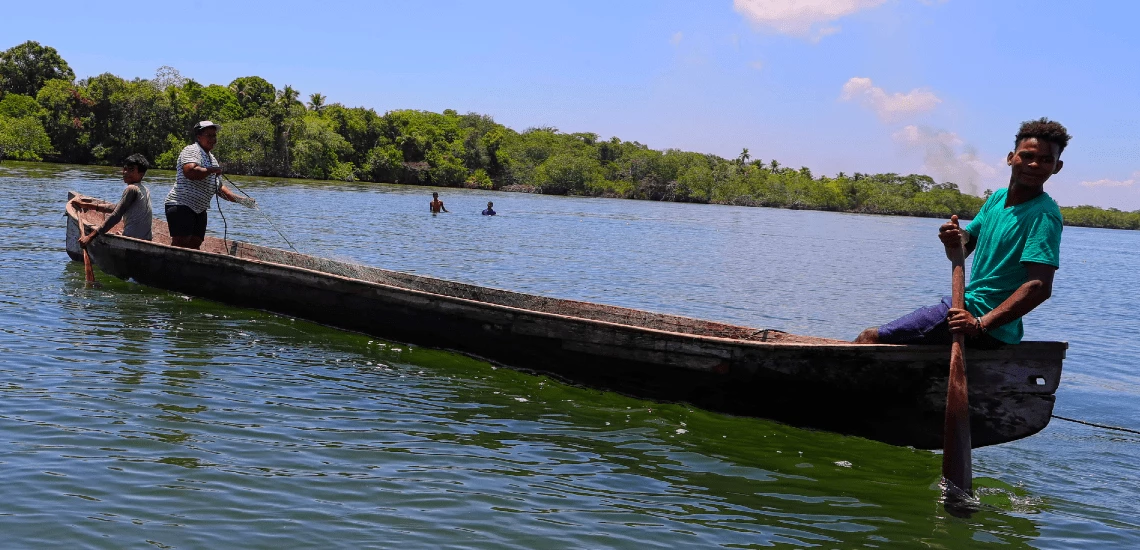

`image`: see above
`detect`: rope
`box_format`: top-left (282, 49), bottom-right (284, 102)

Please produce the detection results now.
top-left (215, 192), bottom-right (230, 252)
top-left (1052, 414), bottom-right (1140, 436)
top-left (218, 174), bottom-right (371, 281)
top-left (221, 174), bottom-right (300, 254)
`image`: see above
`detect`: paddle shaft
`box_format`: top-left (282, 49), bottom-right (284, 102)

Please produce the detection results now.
top-left (78, 215), bottom-right (96, 284)
top-left (942, 242), bottom-right (972, 493)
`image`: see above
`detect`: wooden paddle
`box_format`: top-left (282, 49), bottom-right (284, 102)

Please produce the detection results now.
top-left (78, 213), bottom-right (96, 285)
top-left (942, 220), bottom-right (972, 495)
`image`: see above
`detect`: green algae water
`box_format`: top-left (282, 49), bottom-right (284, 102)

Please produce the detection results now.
top-left (1, 162), bottom-right (1137, 548)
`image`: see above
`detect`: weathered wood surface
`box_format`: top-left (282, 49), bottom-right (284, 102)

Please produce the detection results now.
top-left (65, 192), bottom-right (1066, 449)
top-left (943, 235), bottom-right (972, 493)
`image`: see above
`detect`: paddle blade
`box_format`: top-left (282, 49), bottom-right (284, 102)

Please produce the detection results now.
top-left (942, 335), bottom-right (972, 493)
top-left (83, 249), bottom-right (95, 283)
top-left (78, 219), bottom-right (98, 286)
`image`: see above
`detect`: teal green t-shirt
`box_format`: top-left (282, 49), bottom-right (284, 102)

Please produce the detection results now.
top-left (963, 188), bottom-right (1062, 344)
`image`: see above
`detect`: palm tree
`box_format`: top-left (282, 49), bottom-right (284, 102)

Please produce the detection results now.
top-left (278, 85), bottom-right (301, 107)
top-left (736, 147), bottom-right (750, 166)
top-left (308, 93), bottom-right (326, 113)
top-left (230, 80), bottom-right (249, 103)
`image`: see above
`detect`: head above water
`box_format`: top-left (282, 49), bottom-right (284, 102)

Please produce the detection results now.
top-left (487, 201), bottom-right (493, 208)
top-left (122, 153), bottom-right (149, 183)
top-left (1007, 118), bottom-right (1071, 190)
top-left (193, 120), bottom-right (221, 150)
top-left (432, 192), bottom-right (439, 199)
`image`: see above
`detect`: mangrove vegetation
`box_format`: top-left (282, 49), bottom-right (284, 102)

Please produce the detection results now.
top-left (1, 40), bottom-right (1136, 230)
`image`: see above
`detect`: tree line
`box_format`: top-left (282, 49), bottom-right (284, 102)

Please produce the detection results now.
top-left (1, 40), bottom-right (1137, 230)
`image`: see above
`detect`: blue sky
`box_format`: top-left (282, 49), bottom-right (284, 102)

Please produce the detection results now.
top-left (5, 0), bottom-right (1140, 209)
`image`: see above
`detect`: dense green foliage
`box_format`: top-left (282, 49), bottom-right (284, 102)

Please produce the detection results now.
top-left (0, 41), bottom-right (75, 97)
top-left (1059, 206), bottom-right (1140, 230)
top-left (1, 40), bottom-right (1136, 228)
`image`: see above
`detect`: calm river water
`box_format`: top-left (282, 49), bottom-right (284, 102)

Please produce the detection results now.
top-left (2, 162), bottom-right (1137, 548)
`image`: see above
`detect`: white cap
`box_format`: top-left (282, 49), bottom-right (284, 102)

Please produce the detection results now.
top-left (194, 120), bottom-right (221, 132)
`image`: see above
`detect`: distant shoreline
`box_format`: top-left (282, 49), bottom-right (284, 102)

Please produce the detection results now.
top-left (0, 41), bottom-right (1132, 231)
top-left (10, 160), bottom-right (1136, 231)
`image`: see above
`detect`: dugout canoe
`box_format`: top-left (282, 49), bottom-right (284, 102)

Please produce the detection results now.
top-left (65, 191), bottom-right (1066, 449)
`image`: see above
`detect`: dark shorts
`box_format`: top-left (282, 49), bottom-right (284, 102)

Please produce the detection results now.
top-left (165, 204), bottom-right (207, 239)
top-left (878, 296), bottom-right (1004, 349)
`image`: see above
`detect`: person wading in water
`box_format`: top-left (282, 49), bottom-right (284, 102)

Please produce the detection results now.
top-left (164, 121), bottom-right (254, 249)
top-left (430, 192), bottom-right (448, 214)
top-left (854, 118), bottom-right (1070, 348)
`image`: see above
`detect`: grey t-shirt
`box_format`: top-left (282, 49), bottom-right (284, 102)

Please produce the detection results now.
top-left (98, 184), bottom-right (153, 240)
top-left (120, 183), bottom-right (153, 240)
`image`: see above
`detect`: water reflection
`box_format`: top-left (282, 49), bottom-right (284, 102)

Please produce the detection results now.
top-left (71, 287), bottom-right (1053, 545)
top-left (157, 456), bottom-right (206, 468)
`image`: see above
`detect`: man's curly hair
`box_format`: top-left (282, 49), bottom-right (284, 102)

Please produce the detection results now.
top-left (1016, 118), bottom-right (1071, 154)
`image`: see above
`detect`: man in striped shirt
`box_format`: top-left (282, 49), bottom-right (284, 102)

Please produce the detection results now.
top-left (164, 121), bottom-right (254, 249)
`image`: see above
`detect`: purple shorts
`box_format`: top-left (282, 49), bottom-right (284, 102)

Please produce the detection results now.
top-left (878, 296), bottom-right (1003, 349)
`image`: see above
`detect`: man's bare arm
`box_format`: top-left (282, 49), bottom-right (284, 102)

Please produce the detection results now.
top-left (217, 185), bottom-right (241, 203)
top-left (947, 262), bottom-right (1055, 335)
top-left (962, 229), bottom-right (978, 257)
top-left (182, 162), bottom-right (221, 181)
top-left (981, 263), bottom-right (1055, 328)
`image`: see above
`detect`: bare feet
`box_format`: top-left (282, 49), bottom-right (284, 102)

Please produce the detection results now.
top-left (853, 327), bottom-right (881, 344)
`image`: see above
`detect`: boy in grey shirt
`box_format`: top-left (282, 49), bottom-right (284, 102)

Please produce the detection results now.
top-left (78, 153), bottom-right (153, 245)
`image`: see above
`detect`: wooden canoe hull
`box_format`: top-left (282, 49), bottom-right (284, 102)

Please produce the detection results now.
top-left (65, 192), bottom-right (1065, 449)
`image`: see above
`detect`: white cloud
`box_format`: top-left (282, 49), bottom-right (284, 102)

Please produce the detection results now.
top-left (733, 0), bottom-right (887, 39)
top-left (893, 125), bottom-right (1000, 195)
top-left (840, 77), bottom-right (942, 122)
top-left (670, 31), bottom-right (684, 45)
top-left (813, 26), bottom-right (842, 41)
top-left (1080, 172), bottom-right (1139, 187)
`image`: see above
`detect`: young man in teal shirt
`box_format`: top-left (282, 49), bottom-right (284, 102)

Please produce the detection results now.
top-left (855, 118), bottom-right (1071, 347)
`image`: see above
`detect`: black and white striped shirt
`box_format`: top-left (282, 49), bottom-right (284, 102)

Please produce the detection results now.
top-left (165, 144), bottom-right (220, 213)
